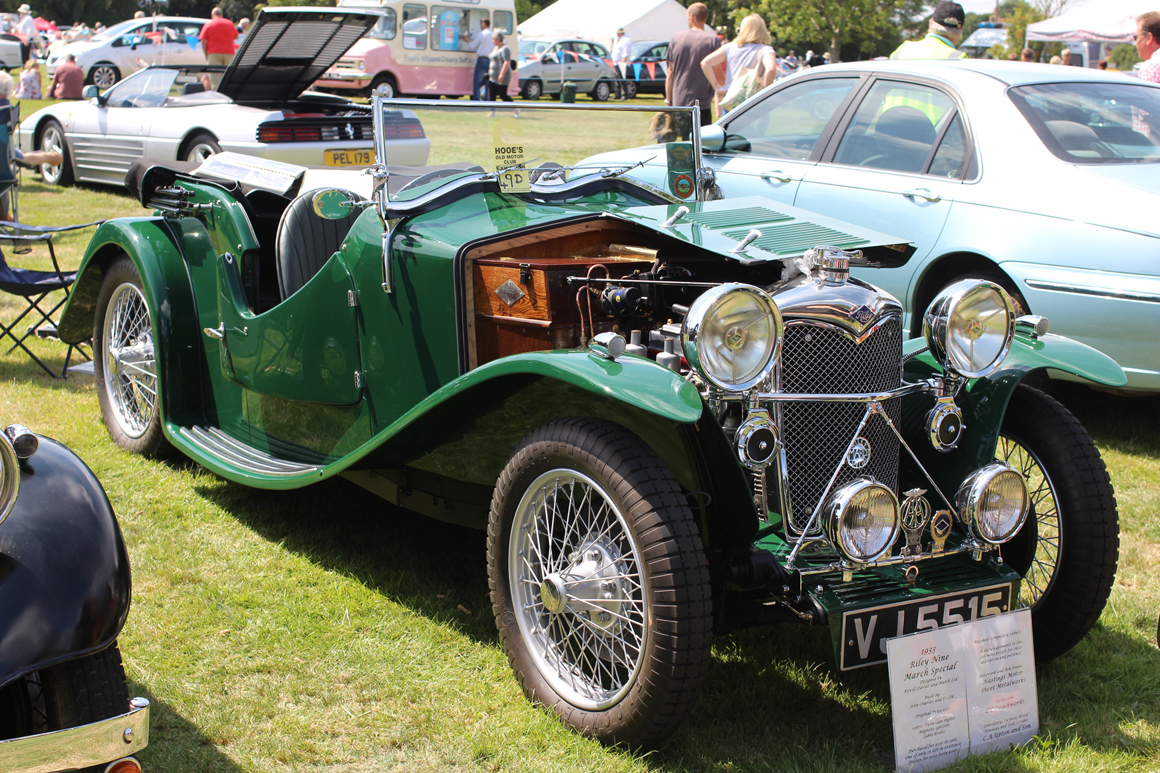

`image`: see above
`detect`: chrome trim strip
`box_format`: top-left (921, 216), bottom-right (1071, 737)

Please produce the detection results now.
top-left (0, 698), bottom-right (149, 773)
top-left (179, 427), bottom-right (322, 476)
top-left (756, 381), bottom-right (931, 402)
top-left (1023, 279), bottom-right (1160, 304)
top-left (795, 543), bottom-right (977, 577)
top-left (783, 315), bottom-right (900, 346)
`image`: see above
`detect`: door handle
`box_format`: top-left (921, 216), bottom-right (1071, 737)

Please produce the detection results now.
top-left (761, 170), bottom-right (793, 184)
top-left (902, 188), bottom-right (941, 202)
top-left (203, 324), bottom-right (224, 340)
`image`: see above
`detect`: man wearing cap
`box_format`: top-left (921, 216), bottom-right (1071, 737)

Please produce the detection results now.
top-left (612, 27), bottom-right (632, 100)
top-left (890, 1), bottom-right (967, 60)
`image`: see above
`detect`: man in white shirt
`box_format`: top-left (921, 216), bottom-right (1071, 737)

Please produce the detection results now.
top-left (612, 27), bottom-right (632, 100)
top-left (16, 4), bottom-right (36, 63)
top-left (467, 18), bottom-right (494, 100)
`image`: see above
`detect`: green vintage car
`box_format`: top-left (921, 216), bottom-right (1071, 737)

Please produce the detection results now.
top-left (57, 100), bottom-right (1121, 746)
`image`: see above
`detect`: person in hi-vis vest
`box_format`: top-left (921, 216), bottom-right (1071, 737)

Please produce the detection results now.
top-left (890, 1), bottom-right (967, 60)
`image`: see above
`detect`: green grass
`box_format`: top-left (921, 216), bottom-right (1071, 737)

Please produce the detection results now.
top-left (1, 177), bottom-right (1159, 772)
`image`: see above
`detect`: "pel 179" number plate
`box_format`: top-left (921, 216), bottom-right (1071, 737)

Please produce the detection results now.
top-left (840, 583), bottom-right (1013, 670)
top-left (326, 149), bottom-right (374, 167)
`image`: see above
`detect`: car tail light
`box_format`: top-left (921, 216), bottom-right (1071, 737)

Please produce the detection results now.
top-left (257, 123), bottom-right (324, 143)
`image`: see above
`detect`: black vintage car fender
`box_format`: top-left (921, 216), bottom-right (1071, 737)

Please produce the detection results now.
top-left (0, 437), bottom-right (132, 689)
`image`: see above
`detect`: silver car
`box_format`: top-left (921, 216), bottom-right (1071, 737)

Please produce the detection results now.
top-left (582, 60), bottom-right (1160, 392)
top-left (44, 16), bottom-right (209, 89)
top-left (517, 38), bottom-right (616, 101)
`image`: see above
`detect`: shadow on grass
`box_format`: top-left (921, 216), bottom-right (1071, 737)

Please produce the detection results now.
top-left (128, 681), bottom-right (244, 773)
top-left (190, 476), bottom-right (497, 643)
top-left (1046, 381), bottom-right (1160, 457)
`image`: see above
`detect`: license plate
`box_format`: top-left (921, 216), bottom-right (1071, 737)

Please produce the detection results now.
top-left (326, 149), bottom-right (374, 167)
top-left (840, 583), bottom-right (1013, 670)
top-left (321, 71), bottom-right (341, 80)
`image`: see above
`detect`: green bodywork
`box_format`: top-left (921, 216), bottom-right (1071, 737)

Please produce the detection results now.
top-left (58, 173), bottom-right (1126, 662)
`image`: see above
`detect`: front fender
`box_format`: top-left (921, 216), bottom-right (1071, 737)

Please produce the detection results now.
top-left (58, 217), bottom-right (208, 429)
top-left (901, 333), bottom-right (1124, 494)
top-left (0, 438), bottom-right (131, 689)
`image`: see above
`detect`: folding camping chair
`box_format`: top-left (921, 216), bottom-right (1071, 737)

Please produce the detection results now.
top-left (0, 104), bottom-right (102, 377)
top-left (0, 101), bottom-right (19, 225)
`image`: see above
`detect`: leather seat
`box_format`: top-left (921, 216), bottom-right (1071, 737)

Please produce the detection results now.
top-left (275, 188), bottom-right (365, 301)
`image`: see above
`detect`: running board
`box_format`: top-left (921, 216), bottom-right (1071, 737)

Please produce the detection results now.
top-left (175, 426), bottom-right (324, 477)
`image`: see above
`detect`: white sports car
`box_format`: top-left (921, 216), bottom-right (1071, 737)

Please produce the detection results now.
top-left (19, 8), bottom-right (430, 188)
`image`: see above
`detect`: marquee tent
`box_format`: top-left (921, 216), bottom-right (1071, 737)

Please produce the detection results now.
top-left (517, 0), bottom-right (688, 49)
top-left (1026, 0), bottom-right (1146, 43)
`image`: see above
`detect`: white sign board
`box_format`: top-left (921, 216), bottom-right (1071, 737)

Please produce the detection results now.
top-left (889, 609), bottom-right (1037, 773)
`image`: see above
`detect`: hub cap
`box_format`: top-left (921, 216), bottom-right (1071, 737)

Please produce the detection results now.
top-left (102, 283), bottom-right (157, 439)
top-left (509, 470), bottom-right (647, 710)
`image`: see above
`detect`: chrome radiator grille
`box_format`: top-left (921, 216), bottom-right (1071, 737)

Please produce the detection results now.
top-left (779, 318), bottom-right (903, 535)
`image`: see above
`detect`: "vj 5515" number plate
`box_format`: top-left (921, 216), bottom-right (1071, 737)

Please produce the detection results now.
top-left (840, 583), bottom-right (1013, 670)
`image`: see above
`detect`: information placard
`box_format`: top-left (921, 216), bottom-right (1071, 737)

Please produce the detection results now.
top-left (888, 609), bottom-right (1037, 773)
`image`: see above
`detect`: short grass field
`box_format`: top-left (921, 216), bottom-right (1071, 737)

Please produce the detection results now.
top-left (1, 120), bottom-right (1158, 772)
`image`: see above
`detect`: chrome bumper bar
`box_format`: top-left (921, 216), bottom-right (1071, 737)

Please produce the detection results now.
top-left (0, 697), bottom-right (149, 773)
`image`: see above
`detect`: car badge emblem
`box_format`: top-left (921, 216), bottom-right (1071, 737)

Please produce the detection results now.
top-left (900, 488), bottom-right (931, 557)
top-left (931, 509), bottom-right (953, 553)
top-left (846, 437), bottom-right (871, 469)
top-left (344, 123), bottom-right (355, 140)
top-left (850, 305), bottom-right (875, 325)
top-left (495, 279), bottom-right (527, 307)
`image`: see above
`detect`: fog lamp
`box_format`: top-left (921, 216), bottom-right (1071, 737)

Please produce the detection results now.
top-left (681, 283), bottom-right (781, 391)
top-left (923, 280), bottom-right (1015, 378)
top-left (823, 479), bottom-right (900, 563)
top-left (955, 463), bottom-right (1029, 544)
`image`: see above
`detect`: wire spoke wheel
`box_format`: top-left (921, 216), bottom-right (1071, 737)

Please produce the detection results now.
top-left (510, 470), bottom-right (647, 710)
top-left (997, 434), bottom-right (1060, 609)
top-left (102, 282), bottom-right (157, 439)
top-left (488, 418), bottom-right (712, 746)
top-left (95, 255), bottom-right (168, 456)
top-left (995, 384), bottom-right (1118, 662)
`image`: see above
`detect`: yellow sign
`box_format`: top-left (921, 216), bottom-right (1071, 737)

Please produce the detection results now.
top-left (492, 118), bottom-right (530, 193)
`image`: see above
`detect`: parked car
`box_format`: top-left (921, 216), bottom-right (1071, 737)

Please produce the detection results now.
top-left (517, 38), bottom-right (616, 100)
top-left (579, 60), bottom-right (1160, 392)
top-left (54, 99), bottom-right (1122, 747)
top-left (0, 424), bottom-right (149, 770)
top-left (626, 39), bottom-right (667, 96)
top-left (0, 32), bottom-right (25, 68)
top-left (19, 8), bottom-right (430, 189)
top-left (44, 16), bottom-right (209, 89)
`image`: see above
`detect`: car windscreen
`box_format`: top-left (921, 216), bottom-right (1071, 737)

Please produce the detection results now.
top-left (373, 100), bottom-right (704, 203)
top-left (91, 19), bottom-right (142, 42)
top-left (1008, 81), bottom-right (1160, 164)
top-left (103, 68), bottom-right (180, 108)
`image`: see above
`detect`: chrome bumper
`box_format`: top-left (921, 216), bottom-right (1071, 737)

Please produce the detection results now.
top-left (0, 697), bottom-right (149, 773)
top-left (317, 71), bottom-right (370, 83)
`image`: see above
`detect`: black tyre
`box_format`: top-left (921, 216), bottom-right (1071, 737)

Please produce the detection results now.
top-left (521, 79), bottom-right (542, 100)
top-left (624, 80), bottom-right (638, 99)
top-left (590, 79), bottom-right (612, 102)
top-left (37, 119), bottom-right (72, 186)
top-left (997, 384), bottom-right (1118, 663)
top-left (488, 418), bottom-right (712, 747)
top-left (370, 73), bottom-right (398, 99)
top-left (94, 255), bottom-right (168, 457)
top-left (182, 132), bottom-right (221, 164)
top-left (88, 62), bottom-right (120, 89)
top-left (0, 643), bottom-right (129, 742)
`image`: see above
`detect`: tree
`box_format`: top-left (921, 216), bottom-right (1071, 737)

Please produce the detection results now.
top-left (1108, 42), bottom-right (1139, 71)
top-left (743, 0), bottom-right (913, 62)
top-left (36, 0), bottom-right (137, 26)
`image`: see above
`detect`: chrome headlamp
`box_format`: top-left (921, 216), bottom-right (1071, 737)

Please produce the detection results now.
top-left (823, 479), bottom-right (900, 563)
top-left (0, 431), bottom-right (19, 527)
top-left (923, 280), bottom-right (1015, 379)
top-left (955, 463), bottom-right (1029, 544)
top-left (681, 283), bottom-right (782, 392)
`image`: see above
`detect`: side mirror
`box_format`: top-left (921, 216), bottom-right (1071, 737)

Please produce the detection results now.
top-left (311, 188), bottom-right (365, 219)
top-left (700, 124), bottom-right (726, 152)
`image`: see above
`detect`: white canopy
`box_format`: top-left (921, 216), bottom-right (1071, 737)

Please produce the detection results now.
top-left (518, 0), bottom-right (688, 50)
top-left (1026, 0), bottom-right (1147, 43)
